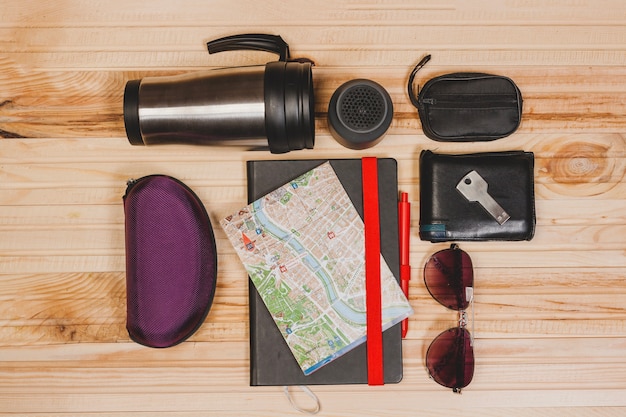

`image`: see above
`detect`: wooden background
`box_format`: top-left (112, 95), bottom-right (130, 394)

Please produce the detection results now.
top-left (1, 1), bottom-right (625, 415)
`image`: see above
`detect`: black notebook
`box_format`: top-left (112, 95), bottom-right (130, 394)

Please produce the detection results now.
top-left (246, 158), bottom-right (404, 386)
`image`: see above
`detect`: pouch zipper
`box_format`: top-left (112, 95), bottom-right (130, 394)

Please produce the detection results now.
top-left (421, 94), bottom-right (519, 108)
top-left (419, 73), bottom-right (521, 108)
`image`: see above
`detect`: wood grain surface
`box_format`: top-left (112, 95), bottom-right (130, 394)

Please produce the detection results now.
top-left (1, 1), bottom-right (625, 416)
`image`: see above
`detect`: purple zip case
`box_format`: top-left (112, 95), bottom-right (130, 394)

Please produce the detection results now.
top-left (123, 175), bottom-right (217, 348)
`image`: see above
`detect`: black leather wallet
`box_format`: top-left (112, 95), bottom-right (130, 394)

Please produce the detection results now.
top-left (419, 150), bottom-right (535, 242)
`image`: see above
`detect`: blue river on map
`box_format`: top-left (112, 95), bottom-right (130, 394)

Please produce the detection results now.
top-left (252, 199), bottom-right (409, 325)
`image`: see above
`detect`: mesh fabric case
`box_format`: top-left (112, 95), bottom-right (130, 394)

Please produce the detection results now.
top-left (123, 175), bottom-right (217, 348)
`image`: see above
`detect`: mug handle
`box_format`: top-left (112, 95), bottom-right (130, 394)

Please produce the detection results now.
top-left (207, 33), bottom-right (290, 61)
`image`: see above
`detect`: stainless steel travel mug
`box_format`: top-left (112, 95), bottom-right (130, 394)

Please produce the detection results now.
top-left (123, 34), bottom-right (314, 154)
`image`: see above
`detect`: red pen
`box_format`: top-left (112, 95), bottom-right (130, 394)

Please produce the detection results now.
top-left (398, 192), bottom-right (411, 338)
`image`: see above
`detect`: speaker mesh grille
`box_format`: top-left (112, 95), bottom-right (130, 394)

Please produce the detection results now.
top-left (339, 85), bottom-right (386, 131)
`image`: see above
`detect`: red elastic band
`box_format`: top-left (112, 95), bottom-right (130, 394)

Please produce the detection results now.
top-left (362, 157), bottom-right (384, 386)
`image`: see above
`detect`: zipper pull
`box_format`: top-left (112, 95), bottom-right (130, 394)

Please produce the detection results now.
top-left (124, 178), bottom-right (139, 198)
top-left (408, 54), bottom-right (431, 107)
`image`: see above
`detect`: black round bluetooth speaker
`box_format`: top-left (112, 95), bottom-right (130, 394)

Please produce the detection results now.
top-left (327, 79), bottom-right (393, 150)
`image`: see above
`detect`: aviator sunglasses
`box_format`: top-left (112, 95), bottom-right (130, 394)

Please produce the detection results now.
top-left (423, 244), bottom-right (475, 393)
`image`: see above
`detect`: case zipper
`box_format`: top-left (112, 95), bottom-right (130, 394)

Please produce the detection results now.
top-left (124, 178), bottom-right (140, 198)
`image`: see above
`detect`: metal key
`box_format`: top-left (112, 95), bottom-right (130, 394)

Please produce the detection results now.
top-left (456, 170), bottom-right (510, 225)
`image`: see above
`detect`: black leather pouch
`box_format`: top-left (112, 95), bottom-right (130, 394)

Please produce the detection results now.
top-left (419, 150), bottom-right (535, 242)
top-left (409, 57), bottom-right (522, 141)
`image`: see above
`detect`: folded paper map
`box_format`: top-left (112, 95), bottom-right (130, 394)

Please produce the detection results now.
top-left (220, 161), bottom-right (413, 375)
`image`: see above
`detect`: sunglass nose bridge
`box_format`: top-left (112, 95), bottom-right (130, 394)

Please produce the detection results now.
top-left (458, 310), bottom-right (469, 328)
top-left (458, 305), bottom-right (475, 347)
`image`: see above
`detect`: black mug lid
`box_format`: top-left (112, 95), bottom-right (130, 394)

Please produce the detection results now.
top-left (210, 33), bottom-right (315, 154)
top-left (264, 61), bottom-right (315, 154)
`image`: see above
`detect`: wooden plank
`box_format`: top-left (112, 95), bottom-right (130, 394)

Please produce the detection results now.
top-left (0, 138), bottom-right (624, 184)
top-left (3, 64), bottom-right (626, 136)
top-left (1, 265), bottom-right (624, 345)
top-left (1, 362), bottom-right (626, 393)
top-left (2, 224), bottom-right (625, 255)
top-left (1, 249), bottom-right (625, 273)
top-left (1, 135), bottom-right (626, 163)
top-left (0, 410), bottom-right (624, 417)
top-left (0, 389), bottom-right (626, 414)
top-left (3, 26), bottom-right (626, 55)
top-left (0, 197), bottom-right (624, 227)
top-left (4, 0), bottom-right (626, 27)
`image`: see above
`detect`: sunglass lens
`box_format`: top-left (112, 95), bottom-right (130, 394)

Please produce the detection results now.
top-left (426, 327), bottom-right (474, 391)
top-left (424, 245), bottom-right (473, 310)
